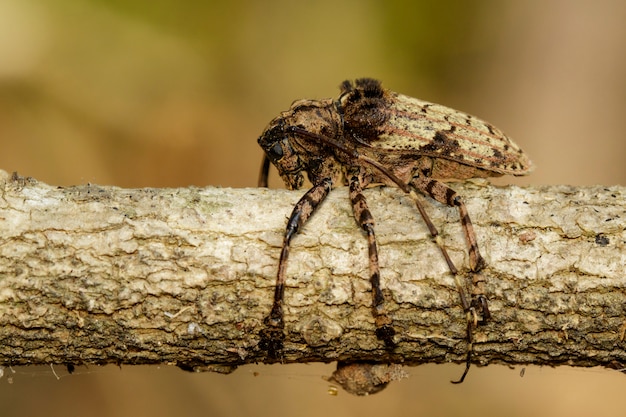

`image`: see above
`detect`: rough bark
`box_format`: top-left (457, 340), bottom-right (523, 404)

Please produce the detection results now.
top-left (0, 169), bottom-right (625, 378)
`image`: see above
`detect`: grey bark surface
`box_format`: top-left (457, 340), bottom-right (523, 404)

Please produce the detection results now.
top-left (0, 169), bottom-right (625, 376)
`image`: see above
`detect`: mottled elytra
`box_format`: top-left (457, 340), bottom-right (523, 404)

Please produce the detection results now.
top-left (257, 78), bottom-right (532, 383)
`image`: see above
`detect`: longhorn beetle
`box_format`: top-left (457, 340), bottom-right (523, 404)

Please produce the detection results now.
top-left (257, 78), bottom-right (532, 383)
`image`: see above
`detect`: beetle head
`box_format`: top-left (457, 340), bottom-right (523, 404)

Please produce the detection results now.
top-left (258, 118), bottom-right (306, 190)
top-left (258, 98), bottom-right (343, 189)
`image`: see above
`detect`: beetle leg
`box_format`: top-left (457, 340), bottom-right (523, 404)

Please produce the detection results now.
top-left (451, 316), bottom-right (474, 384)
top-left (409, 176), bottom-right (487, 300)
top-left (408, 176), bottom-right (488, 383)
top-left (410, 178), bottom-right (484, 270)
top-left (259, 178), bottom-right (333, 360)
top-left (258, 154), bottom-right (271, 187)
top-left (349, 172), bottom-right (395, 349)
top-left (408, 192), bottom-right (470, 307)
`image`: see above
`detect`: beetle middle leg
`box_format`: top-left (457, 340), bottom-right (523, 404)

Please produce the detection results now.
top-left (259, 178), bottom-right (333, 360)
top-left (349, 171), bottom-right (395, 349)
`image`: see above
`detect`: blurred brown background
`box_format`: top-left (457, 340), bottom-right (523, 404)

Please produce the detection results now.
top-left (1, 0), bottom-right (625, 416)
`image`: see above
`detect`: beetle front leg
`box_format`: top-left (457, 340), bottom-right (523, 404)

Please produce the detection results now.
top-left (259, 179), bottom-right (332, 360)
top-left (258, 154), bottom-right (271, 187)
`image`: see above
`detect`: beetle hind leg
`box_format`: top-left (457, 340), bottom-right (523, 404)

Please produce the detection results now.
top-left (408, 177), bottom-right (489, 316)
top-left (407, 176), bottom-right (490, 382)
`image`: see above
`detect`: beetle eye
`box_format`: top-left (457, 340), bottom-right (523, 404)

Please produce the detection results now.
top-left (270, 142), bottom-right (284, 158)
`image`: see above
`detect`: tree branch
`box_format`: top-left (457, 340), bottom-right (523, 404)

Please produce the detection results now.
top-left (1, 170), bottom-right (625, 380)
